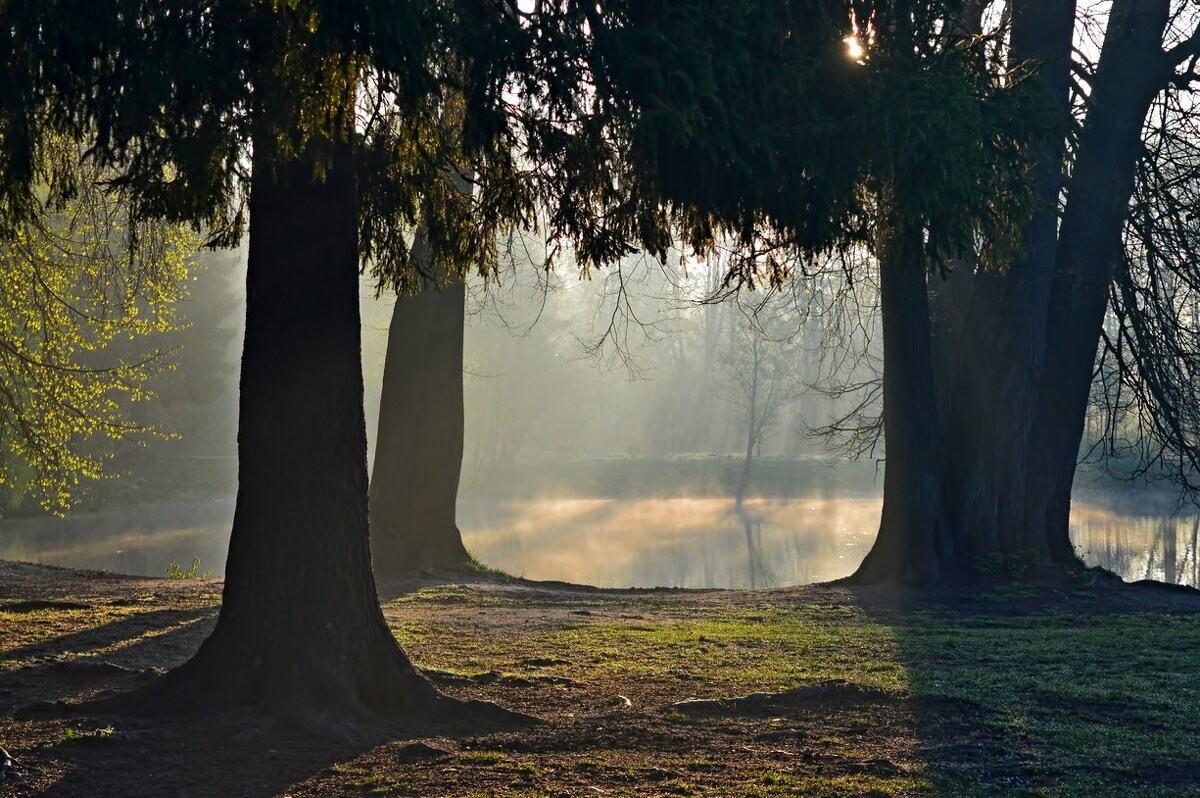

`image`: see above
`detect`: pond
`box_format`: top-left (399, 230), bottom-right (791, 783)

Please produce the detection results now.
top-left (0, 494), bottom-right (1196, 589)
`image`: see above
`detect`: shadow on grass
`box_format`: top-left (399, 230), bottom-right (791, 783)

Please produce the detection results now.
top-left (846, 581), bottom-right (1200, 796)
top-left (0, 607), bottom-right (218, 713)
top-left (30, 714), bottom-right (480, 798)
top-left (0, 606), bottom-right (217, 666)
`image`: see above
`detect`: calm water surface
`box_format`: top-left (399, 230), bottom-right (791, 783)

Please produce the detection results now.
top-left (1, 494), bottom-right (1196, 589)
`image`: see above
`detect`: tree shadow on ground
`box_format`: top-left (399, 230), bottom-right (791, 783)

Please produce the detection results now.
top-left (3, 600), bottom-right (512, 798)
top-left (31, 715), bottom-right (498, 798)
top-left (0, 606), bottom-right (216, 667)
top-left (844, 578), bottom-right (1200, 796)
top-left (0, 607), bottom-right (217, 713)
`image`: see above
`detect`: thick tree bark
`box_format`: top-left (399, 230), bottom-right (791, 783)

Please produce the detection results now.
top-left (369, 272), bottom-right (472, 576)
top-left (938, 0), bottom-right (1077, 566)
top-left (1027, 0), bottom-right (1172, 561)
top-left (104, 135), bottom-right (512, 730)
top-left (851, 228), bottom-right (949, 584)
top-left (862, 1), bottom-right (1174, 584)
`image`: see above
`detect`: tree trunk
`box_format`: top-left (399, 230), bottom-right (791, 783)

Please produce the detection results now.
top-left (850, 227), bottom-right (948, 584)
top-left (868, 0), bottom-right (1172, 584)
top-left (1026, 0), bottom-right (1171, 562)
top-left (369, 272), bottom-right (472, 576)
top-left (735, 338), bottom-right (760, 505)
top-left (937, 0), bottom-right (1077, 567)
top-left (106, 137), bottom-right (511, 731)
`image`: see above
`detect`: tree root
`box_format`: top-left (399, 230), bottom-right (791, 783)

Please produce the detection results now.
top-left (18, 650), bottom-right (535, 742)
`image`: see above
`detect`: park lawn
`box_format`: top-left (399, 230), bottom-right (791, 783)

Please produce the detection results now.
top-left (0, 560), bottom-right (1196, 797)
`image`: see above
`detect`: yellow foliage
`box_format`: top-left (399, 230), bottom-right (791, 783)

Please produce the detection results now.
top-left (0, 138), bottom-right (200, 513)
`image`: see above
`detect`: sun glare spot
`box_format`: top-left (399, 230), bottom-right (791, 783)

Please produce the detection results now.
top-left (845, 35), bottom-right (865, 62)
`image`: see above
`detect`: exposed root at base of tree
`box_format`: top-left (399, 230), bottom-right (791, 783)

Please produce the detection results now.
top-left (832, 561), bottom-right (1200, 610)
top-left (17, 650), bottom-right (535, 743)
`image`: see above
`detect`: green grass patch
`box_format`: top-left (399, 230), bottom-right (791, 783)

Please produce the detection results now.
top-left (390, 585), bottom-right (1200, 797)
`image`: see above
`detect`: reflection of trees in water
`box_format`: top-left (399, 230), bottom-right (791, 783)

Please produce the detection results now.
top-left (1075, 513), bottom-right (1200, 587)
top-left (1142, 516), bottom-right (1200, 586)
top-left (735, 503), bottom-right (774, 590)
top-left (459, 497), bottom-right (1198, 589)
top-left (1192, 516), bottom-right (1200, 587)
top-left (1168, 515), bottom-right (1200, 587)
top-left (457, 498), bottom-right (866, 589)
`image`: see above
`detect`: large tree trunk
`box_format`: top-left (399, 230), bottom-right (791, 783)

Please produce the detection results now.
top-left (861, 1), bottom-right (1172, 585)
top-left (369, 272), bottom-right (472, 576)
top-left (1026, 0), bottom-right (1171, 561)
top-left (854, 0), bottom-right (1079, 584)
top-left (106, 136), bottom-right (510, 731)
top-left (850, 227), bottom-right (949, 584)
top-left (937, 0), bottom-right (1077, 566)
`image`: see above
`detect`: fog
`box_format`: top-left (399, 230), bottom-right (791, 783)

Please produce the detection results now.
top-left (2, 247), bottom-right (1197, 587)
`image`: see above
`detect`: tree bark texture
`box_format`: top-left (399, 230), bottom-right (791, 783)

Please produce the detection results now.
top-left (937, 0), bottom-right (1077, 566)
top-left (852, 228), bottom-right (949, 584)
top-left (114, 135), bottom-right (513, 730)
top-left (855, 0), bottom-right (1174, 583)
top-left (1026, 0), bottom-right (1173, 562)
top-left (369, 270), bottom-right (472, 576)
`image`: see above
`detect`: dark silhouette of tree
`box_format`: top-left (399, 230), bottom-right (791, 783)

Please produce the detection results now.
top-left (822, 0), bottom-right (1200, 584)
top-left (369, 234), bottom-right (472, 576)
top-left (730, 2), bottom-right (1200, 585)
top-left (5, 0), bottom-right (953, 721)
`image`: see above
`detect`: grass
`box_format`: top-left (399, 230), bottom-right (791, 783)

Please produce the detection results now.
top-left (384, 583), bottom-right (1200, 797)
top-left (165, 555), bottom-right (212, 580)
top-left (2, 567), bottom-right (1197, 797)
top-left (890, 609), bottom-right (1200, 796)
top-left (53, 726), bottom-right (117, 746)
top-left (522, 605), bottom-right (909, 693)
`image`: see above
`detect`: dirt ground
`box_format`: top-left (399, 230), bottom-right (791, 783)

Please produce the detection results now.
top-left (0, 560), bottom-right (1198, 797)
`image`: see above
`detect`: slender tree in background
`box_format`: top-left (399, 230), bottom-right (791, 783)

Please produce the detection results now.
top-left (722, 302), bottom-right (800, 505)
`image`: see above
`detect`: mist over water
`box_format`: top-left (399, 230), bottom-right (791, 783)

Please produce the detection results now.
top-left (2, 254), bottom-right (1196, 589)
top-left (2, 493), bottom-right (1195, 589)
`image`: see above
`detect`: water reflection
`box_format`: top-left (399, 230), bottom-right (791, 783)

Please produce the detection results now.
top-left (0, 500), bottom-right (233, 578)
top-left (0, 494), bottom-right (1197, 589)
top-left (457, 497), bottom-right (881, 589)
top-left (460, 496), bottom-right (1200, 589)
top-left (1071, 503), bottom-right (1200, 588)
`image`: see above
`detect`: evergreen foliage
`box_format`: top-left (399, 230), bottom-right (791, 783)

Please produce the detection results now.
top-left (0, 2), bottom-right (1034, 286)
